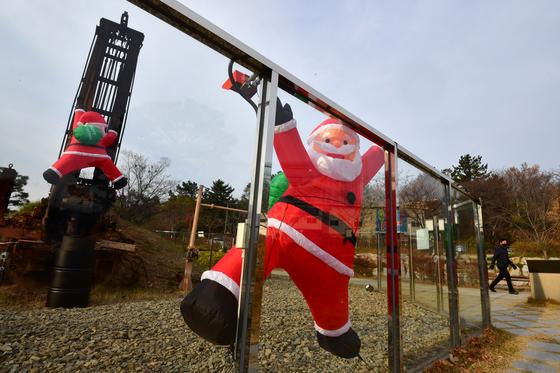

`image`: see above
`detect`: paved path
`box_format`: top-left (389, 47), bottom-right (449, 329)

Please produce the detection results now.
top-left (489, 290), bottom-right (560, 372)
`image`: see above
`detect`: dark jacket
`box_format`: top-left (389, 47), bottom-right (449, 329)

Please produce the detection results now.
top-left (491, 245), bottom-right (515, 269)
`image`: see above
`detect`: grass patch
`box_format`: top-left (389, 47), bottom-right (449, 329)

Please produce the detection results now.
top-left (426, 327), bottom-right (523, 373)
top-left (0, 283), bottom-right (46, 310)
top-left (89, 283), bottom-right (182, 306)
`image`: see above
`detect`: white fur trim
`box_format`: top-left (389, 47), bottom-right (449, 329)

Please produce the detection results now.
top-left (267, 218), bottom-right (354, 277)
top-left (112, 175), bottom-right (125, 183)
top-left (274, 119), bottom-right (297, 133)
top-left (307, 146), bottom-right (363, 182)
top-left (62, 151), bottom-right (111, 158)
top-left (201, 270), bottom-right (240, 301)
top-left (75, 108), bottom-right (85, 112)
top-left (108, 129), bottom-right (118, 135)
top-left (49, 167), bottom-right (62, 177)
top-left (307, 123), bottom-right (359, 146)
top-left (314, 320), bottom-right (351, 337)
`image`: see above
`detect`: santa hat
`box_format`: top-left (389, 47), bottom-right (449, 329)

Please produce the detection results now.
top-left (78, 111), bottom-right (107, 129)
top-left (306, 118), bottom-right (359, 147)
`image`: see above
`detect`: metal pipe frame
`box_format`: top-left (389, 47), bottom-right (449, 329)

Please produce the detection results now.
top-left (235, 71), bottom-right (278, 372)
top-left (473, 201), bottom-right (491, 328)
top-left (126, 0), bottom-right (470, 188)
top-left (122, 1), bottom-right (486, 370)
top-left (385, 146), bottom-right (402, 372)
top-left (443, 181), bottom-right (461, 348)
top-left (433, 215), bottom-right (443, 313)
top-left (377, 233), bottom-right (382, 290)
top-left (408, 233), bottom-right (415, 301)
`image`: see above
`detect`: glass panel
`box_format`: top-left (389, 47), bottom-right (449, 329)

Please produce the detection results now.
top-left (397, 157), bottom-right (451, 367)
top-left (257, 89), bottom-right (390, 370)
top-left (106, 14), bottom-right (259, 370)
top-left (453, 188), bottom-right (484, 331)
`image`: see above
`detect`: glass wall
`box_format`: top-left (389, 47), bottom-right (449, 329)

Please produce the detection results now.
top-left (453, 188), bottom-right (485, 331)
top-left (397, 157), bottom-right (451, 367)
top-left (0, 2), bottom-right (491, 372)
top-left (253, 89), bottom-right (390, 371)
top-left (116, 2), bottom-right (490, 370)
top-left (131, 14), bottom-right (261, 370)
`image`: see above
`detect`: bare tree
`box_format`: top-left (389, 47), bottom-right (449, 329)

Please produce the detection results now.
top-left (461, 174), bottom-right (513, 246)
top-left (501, 164), bottom-right (560, 259)
top-left (117, 150), bottom-right (175, 222)
top-left (399, 173), bottom-right (444, 228)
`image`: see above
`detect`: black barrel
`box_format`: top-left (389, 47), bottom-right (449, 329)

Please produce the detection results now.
top-left (46, 235), bottom-right (95, 308)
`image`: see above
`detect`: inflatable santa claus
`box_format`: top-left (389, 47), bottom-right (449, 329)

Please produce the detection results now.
top-left (181, 101), bottom-right (384, 358)
top-left (43, 109), bottom-right (127, 189)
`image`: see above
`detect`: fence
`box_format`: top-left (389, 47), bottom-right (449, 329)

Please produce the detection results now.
top-left (125, 1), bottom-right (491, 371)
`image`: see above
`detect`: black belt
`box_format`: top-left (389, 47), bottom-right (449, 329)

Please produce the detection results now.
top-left (279, 195), bottom-right (357, 246)
top-left (68, 143), bottom-right (104, 149)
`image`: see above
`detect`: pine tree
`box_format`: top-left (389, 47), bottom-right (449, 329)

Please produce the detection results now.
top-left (204, 179), bottom-right (235, 205)
top-left (449, 154), bottom-right (489, 183)
top-left (170, 180), bottom-right (199, 199)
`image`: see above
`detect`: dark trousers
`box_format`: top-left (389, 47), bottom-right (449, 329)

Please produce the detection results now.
top-left (490, 267), bottom-right (515, 291)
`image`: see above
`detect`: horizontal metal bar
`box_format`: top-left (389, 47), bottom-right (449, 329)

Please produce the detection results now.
top-left (126, 0), bottom-right (395, 148)
top-left (452, 199), bottom-right (473, 209)
top-left (104, 53), bottom-right (127, 63)
top-left (451, 184), bottom-right (480, 205)
top-left (91, 107), bottom-right (113, 117)
top-left (201, 203), bottom-right (248, 213)
top-left (126, 0), bottom-right (482, 200)
top-left (107, 43), bottom-right (130, 54)
top-left (98, 77), bottom-right (118, 85)
top-left (397, 144), bottom-right (453, 183)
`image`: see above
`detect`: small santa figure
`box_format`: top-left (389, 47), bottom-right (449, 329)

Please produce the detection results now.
top-left (181, 101), bottom-right (384, 358)
top-left (43, 109), bottom-right (127, 189)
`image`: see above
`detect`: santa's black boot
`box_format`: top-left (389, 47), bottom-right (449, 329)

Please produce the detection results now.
top-left (316, 328), bottom-right (361, 358)
top-left (43, 169), bottom-right (60, 184)
top-left (180, 279), bottom-right (238, 345)
top-left (113, 177), bottom-right (128, 190)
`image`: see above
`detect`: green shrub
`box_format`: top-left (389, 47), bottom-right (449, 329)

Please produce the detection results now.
top-left (196, 250), bottom-right (226, 270)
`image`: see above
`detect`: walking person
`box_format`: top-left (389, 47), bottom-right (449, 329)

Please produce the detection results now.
top-left (489, 239), bottom-right (519, 294)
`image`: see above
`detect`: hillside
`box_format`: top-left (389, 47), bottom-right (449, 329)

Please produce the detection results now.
top-left (0, 216), bottom-right (198, 309)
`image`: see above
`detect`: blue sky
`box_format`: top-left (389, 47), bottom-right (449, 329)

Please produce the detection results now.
top-left (1, 0), bottom-right (558, 200)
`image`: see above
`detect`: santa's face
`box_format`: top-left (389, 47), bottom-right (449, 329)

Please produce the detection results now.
top-left (307, 124), bottom-right (362, 182)
top-left (312, 126), bottom-right (358, 161)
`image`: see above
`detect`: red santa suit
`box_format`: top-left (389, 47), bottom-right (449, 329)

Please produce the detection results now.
top-left (201, 117), bottom-right (384, 340)
top-left (44, 109), bottom-right (125, 185)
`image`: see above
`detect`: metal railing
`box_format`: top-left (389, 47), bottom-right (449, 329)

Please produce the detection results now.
top-left (125, 1), bottom-right (489, 371)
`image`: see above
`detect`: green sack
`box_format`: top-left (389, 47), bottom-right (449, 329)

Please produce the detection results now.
top-left (269, 171), bottom-right (289, 209)
top-left (73, 125), bottom-right (104, 145)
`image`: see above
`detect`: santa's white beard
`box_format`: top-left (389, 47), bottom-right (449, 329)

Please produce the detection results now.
top-left (307, 145), bottom-right (362, 182)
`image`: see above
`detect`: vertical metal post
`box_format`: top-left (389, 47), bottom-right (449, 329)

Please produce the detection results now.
top-left (377, 233), bottom-right (382, 289)
top-left (434, 216), bottom-right (443, 312)
top-left (444, 182), bottom-right (461, 347)
top-left (189, 185), bottom-right (204, 248)
top-left (385, 146), bottom-right (402, 372)
top-left (408, 225), bottom-right (415, 301)
top-left (473, 201), bottom-right (491, 328)
top-left (236, 70), bottom-right (278, 372)
top-left (181, 185), bottom-right (203, 293)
